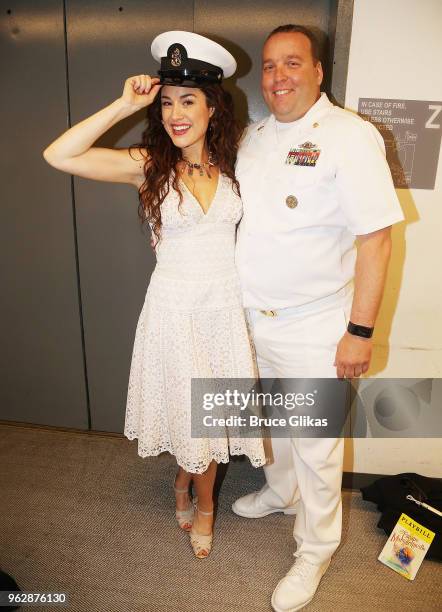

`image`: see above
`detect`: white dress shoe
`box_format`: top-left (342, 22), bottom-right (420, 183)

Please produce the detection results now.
top-left (232, 486), bottom-right (298, 518)
top-left (271, 554), bottom-right (331, 612)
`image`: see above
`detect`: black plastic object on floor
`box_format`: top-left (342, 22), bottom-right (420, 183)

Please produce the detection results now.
top-left (361, 472), bottom-right (442, 561)
top-left (0, 569), bottom-right (21, 610)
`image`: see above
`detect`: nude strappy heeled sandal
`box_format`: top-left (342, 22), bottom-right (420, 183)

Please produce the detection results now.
top-left (174, 483), bottom-right (196, 532)
top-left (189, 507), bottom-right (214, 559)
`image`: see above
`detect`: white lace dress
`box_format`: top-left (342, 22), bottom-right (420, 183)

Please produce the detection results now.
top-left (124, 174), bottom-right (266, 474)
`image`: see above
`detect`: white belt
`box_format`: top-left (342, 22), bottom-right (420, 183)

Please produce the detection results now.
top-left (249, 284), bottom-right (353, 319)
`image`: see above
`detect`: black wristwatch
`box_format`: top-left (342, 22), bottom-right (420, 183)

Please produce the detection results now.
top-left (347, 321), bottom-right (374, 339)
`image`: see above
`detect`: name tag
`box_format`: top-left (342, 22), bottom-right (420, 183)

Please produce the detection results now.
top-left (286, 142), bottom-right (321, 167)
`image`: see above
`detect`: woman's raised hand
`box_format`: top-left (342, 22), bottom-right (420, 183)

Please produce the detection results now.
top-left (121, 75), bottom-right (162, 109)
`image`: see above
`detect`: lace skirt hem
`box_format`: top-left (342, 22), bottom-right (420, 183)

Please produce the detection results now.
top-left (124, 431), bottom-right (266, 474)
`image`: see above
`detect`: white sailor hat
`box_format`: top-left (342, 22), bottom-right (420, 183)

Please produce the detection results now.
top-left (151, 30), bottom-right (236, 86)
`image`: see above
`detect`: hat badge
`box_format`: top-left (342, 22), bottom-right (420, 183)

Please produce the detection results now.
top-left (171, 47), bottom-right (182, 67)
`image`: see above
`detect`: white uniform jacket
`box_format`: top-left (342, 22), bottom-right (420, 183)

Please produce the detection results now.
top-left (235, 93), bottom-right (405, 310)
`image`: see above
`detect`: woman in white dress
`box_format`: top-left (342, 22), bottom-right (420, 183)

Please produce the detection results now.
top-left (43, 31), bottom-right (266, 558)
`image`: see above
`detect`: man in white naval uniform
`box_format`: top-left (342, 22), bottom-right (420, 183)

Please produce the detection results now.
top-left (233, 25), bottom-right (404, 612)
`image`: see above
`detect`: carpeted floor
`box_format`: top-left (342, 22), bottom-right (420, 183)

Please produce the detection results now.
top-left (0, 423), bottom-right (440, 612)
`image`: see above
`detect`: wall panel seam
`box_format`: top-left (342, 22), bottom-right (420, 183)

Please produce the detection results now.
top-left (63, 0), bottom-right (91, 430)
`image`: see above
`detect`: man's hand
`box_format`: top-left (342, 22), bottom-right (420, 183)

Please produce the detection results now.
top-left (334, 332), bottom-right (372, 378)
top-left (333, 227), bottom-right (391, 378)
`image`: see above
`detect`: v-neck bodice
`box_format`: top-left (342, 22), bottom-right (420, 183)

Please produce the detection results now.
top-left (147, 175), bottom-right (243, 310)
top-left (159, 173), bottom-right (241, 235)
top-left (179, 172), bottom-right (222, 217)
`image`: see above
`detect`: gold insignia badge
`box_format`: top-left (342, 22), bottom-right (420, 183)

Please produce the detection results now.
top-left (286, 195), bottom-right (298, 209)
top-left (171, 47), bottom-right (182, 67)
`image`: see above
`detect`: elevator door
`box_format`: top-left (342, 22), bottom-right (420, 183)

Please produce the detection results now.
top-left (0, 1), bottom-right (88, 428)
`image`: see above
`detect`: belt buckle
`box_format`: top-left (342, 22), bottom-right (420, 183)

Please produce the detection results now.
top-left (260, 309), bottom-right (277, 317)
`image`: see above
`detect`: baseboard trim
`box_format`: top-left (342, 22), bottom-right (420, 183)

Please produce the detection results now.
top-left (0, 419), bottom-right (122, 438)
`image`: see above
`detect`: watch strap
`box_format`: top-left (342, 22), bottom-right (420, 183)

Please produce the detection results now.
top-left (347, 321), bottom-right (374, 339)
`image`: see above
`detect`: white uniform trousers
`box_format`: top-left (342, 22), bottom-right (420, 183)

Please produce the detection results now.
top-left (246, 286), bottom-right (352, 565)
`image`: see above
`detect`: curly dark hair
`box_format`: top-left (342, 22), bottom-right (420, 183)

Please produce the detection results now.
top-left (129, 84), bottom-right (242, 245)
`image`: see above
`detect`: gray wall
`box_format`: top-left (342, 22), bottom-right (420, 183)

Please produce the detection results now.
top-left (0, 0), bottom-right (353, 433)
top-left (0, 0), bottom-right (88, 429)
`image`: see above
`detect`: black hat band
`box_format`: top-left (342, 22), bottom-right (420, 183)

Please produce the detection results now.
top-left (158, 67), bottom-right (222, 86)
top-left (159, 42), bottom-right (223, 85)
